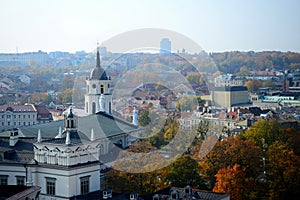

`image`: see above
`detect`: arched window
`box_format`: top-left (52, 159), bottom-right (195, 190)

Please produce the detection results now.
top-left (100, 84), bottom-right (104, 94)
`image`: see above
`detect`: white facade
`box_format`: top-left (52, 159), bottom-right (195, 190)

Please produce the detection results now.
top-left (85, 48), bottom-right (112, 115)
top-left (0, 47), bottom-right (139, 200)
top-left (214, 74), bottom-right (243, 87)
top-left (0, 104), bottom-right (38, 131)
top-left (19, 74), bottom-right (31, 85)
top-left (85, 78), bottom-right (112, 115)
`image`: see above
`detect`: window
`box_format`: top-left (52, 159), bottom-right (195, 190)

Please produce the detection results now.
top-left (14, 115), bottom-right (16, 118)
top-left (7, 115), bottom-right (11, 119)
top-left (23, 122), bottom-right (26, 126)
top-left (92, 102), bottom-right (96, 114)
top-left (100, 84), bottom-right (104, 94)
top-left (0, 175), bottom-right (8, 185)
top-left (80, 176), bottom-right (90, 195)
top-left (7, 122), bottom-right (10, 126)
top-left (18, 115), bottom-right (21, 118)
top-left (28, 115), bottom-right (30, 118)
top-left (2, 122), bottom-right (4, 126)
top-left (46, 177), bottom-right (56, 195)
top-left (16, 176), bottom-right (25, 185)
top-left (23, 115), bottom-right (25, 118)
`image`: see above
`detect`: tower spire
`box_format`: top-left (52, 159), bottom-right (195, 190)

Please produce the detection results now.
top-left (96, 42), bottom-right (100, 68)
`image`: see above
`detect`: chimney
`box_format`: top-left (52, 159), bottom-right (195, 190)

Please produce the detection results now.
top-left (26, 166), bottom-right (33, 186)
top-left (9, 129), bottom-right (19, 147)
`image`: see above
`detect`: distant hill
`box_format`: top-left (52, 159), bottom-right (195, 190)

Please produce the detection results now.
top-left (209, 51), bottom-right (300, 74)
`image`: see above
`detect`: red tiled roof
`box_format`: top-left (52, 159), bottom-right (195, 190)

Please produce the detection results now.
top-left (0, 104), bottom-right (36, 113)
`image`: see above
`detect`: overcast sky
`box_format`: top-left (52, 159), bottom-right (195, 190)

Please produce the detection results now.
top-left (0, 0), bottom-right (299, 53)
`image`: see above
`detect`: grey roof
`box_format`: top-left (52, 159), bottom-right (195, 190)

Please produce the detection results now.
top-left (0, 138), bottom-right (35, 163)
top-left (77, 112), bottom-right (139, 140)
top-left (16, 112), bottom-right (138, 141)
top-left (89, 49), bottom-right (108, 80)
top-left (19, 120), bottom-right (64, 138)
top-left (151, 186), bottom-right (230, 200)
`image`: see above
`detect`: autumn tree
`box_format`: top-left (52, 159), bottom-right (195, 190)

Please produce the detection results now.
top-left (62, 74), bottom-right (75, 90)
top-left (30, 92), bottom-right (52, 104)
top-left (127, 140), bottom-right (157, 153)
top-left (244, 79), bottom-right (262, 92)
top-left (163, 116), bottom-right (179, 141)
top-left (213, 164), bottom-right (254, 200)
top-left (266, 142), bottom-right (300, 199)
top-left (56, 88), bottom-right (73, 104)
top-left (186, 74), bottom-right (200, 85)
top-left (176, 96), bottom-right (204, 112)
top-left (199, 137), bottom-right (261, 188)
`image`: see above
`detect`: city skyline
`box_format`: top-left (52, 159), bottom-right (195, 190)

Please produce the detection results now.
top-left (0, 0), bottom-right (299, 53)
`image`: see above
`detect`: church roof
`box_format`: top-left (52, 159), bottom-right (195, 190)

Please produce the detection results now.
top-left (89, 47), bottom-right (108, 80)
top-left (18, 120), bottom-right (64, 138)
top-left (16, 112), bottom-right (138, 141)
top-left (78, 112), bottom-right (139, 140)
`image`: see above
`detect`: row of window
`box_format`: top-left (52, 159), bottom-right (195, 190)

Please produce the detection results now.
top-left (0, 175), bottom-right (90, 196)
top-left (1, 121), bottom-right (36, 126)
top-left (0, 175), bottom-right (25, 186)
top-left (1, 114), bottom-right (36, 119)
top-left (46, 176), bottom-right (90, 196)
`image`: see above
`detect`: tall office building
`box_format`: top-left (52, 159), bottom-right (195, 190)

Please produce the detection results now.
top-left (160, 38), bottom-right (171, 55)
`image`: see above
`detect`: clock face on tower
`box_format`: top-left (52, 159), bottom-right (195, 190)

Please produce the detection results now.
top-left (92, 84), bottom-right (96, 89)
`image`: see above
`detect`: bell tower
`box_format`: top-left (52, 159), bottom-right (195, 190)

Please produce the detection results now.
top-left (85, 45), bottom-right (112, 115)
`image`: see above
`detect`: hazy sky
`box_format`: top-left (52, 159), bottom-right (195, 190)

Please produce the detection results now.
top-left (0, 0), bottom-right (299, 53)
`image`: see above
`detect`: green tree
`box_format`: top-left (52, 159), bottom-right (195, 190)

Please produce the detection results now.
top-left (240, 119), bottom-right (282, 149)
top-left (139, 109), bottom-right (151, 126)
top-left (166, 155), bottom-right (206, 188)
top-left (186, 74), bottom-right (200, 85)
top-left (176, 96), bottom-right (204, 112)
top-left (56, 89), bottom-right (73, 104)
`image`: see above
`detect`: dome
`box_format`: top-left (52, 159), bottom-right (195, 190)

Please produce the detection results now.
top-left (89, 48), bottom-right (108, 80)
top-left (90, 67), bottom-right (108, 80)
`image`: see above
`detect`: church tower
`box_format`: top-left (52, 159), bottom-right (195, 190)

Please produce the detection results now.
top-left (85, 46), bottom-right (112, 115)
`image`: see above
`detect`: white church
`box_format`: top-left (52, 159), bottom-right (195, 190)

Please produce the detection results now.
top-left (0, 47), bottom-right (140, 199)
